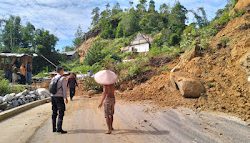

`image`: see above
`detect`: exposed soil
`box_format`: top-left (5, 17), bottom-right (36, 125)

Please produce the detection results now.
top-left (120, 11), bottom-right (250, 121)
top-left (235, 0), bottom-right (250, 10)
top-left (77, 37), bottom-right (96, 63)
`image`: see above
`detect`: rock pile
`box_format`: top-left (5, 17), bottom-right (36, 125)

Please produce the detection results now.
top-left (0, 88), bottom-right (50, 112)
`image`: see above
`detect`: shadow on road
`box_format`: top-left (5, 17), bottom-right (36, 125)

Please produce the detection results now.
top-left (68, 129), bottom-right (170, 135)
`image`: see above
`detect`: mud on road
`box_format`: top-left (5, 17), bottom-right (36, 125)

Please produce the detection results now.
top-left (0, 95), bottom-right (249, 143)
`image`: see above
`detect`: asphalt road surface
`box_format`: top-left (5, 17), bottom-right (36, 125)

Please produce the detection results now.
top-left (0, 96), bottom-right (249, 143)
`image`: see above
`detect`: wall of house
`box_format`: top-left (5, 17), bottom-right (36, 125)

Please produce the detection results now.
top-left (132, 43), bottom-right (150, 53)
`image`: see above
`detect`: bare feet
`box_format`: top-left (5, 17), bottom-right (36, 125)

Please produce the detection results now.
top-left (105, 130), bottom-right (112, 134)
top-left (111, 127), bottom-right (114, 130)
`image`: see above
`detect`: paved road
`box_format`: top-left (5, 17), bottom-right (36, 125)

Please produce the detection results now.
top-left (1, 96), bottom-right (250, 143)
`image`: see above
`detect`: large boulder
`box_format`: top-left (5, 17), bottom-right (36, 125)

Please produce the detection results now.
top-left (36, 88), bottom-right (51, 98)
top-left (170, 72), bottom-right (205, 98)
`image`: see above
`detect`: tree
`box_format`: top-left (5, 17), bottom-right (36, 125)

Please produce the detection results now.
top-left (169, 2), bottom-right (188, 34)
top-left (73, 26), bottom-right (84, 47)
top-left (34, 29), bottom-right (58, 54)
top-left (189, 7), bottom-right (208, 28)
top-left (84, 41), bottom-right (106, 66)
top-left (116, 9), bottom-right (140, 37)
top-left (198, 7), bottom-right (208, 27)
top-left (91, 7), bottom-right (100, 27)
top-left (129, 1), bottom-right (134, 8)
top-left (136, 0), bottom-right (147, 13)
top-left (21, 22), bottom-right (35, 49)
top-left (160, 3), bottom-right (169, 14)
top-left (2, 16), bottom-right (22, 52)
top-left (139, 13), bottom-right (163, 34)
top-left (112, 2), bottom-right (122, 16)
top-left (159, 3), bottom-right (170, 27)
top-left (33, 28), bottom-right (59, 73)
top-left (63, 46), bottom-right (75, 52)
top-left (148, 0), bottom-right (155, 13)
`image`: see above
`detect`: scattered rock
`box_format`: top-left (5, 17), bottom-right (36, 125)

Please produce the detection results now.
top-left (15, 93), bottom-right (23, 98)
top-left (36, 88), bottom-right (51, 98)
top-left (17, 98), bottom-right (24, 105)
top-left (12, 100), bottom-right (19, 107)
top-left (0, 96), bottom-right (3, 104)
top-left (144, 119), bottom-right (148, 122)
top-left (21, 90), bottom-right (29, 96)
top-left (0, 102), bottom-right (8, 110)
top-left (3, 94), bottom-right (15, 102)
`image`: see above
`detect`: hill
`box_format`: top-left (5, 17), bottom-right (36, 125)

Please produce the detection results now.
top-left (120, 0), bottom-right (250, 121)
top-left (75, 0), bottom-right (250, 121)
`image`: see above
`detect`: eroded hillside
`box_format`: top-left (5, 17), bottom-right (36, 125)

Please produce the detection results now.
top-left (120, 1), bottom-right (250, 121)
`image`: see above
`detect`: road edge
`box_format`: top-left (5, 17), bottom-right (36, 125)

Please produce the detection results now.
top-left (0, 98), bottom-right (50, 122)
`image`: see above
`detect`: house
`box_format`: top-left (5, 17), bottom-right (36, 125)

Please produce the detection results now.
top-left (121, 33), bottom-right (153, 53)
top-left (0, 53), bottom-right (34, 70)
top-left (0, 53), bottom-right (36, 82)
top-left (62, 50), bottom-right (77, 60)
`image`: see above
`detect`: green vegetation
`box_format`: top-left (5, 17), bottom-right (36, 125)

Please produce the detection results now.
top-left (0, 73), bottom-right (25, 96)
top-left (67, 0), bottom-right (240, 91)
top-left (220, 37), bottom-right (230, 47)
top-left (82, 77), bottom-right (102, 91)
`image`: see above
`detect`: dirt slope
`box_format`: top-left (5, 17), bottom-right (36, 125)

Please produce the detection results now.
top-left (121, 5), bottom-right (250, 121)
top-left (77, 37), bottom-right (96, 63)
top-left (235, 0), bottom-right (250, 10)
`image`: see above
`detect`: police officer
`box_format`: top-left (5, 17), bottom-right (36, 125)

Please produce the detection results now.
top-left (51, 66), bottom-right (68, 134)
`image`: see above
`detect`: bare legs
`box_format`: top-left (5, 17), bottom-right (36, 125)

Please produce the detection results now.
top-left (105, 116), bottom-right (112, 134)
top-left (104, 102), bottom-right (115, 134)
top-left (111, 116), bottom-right (114, 130)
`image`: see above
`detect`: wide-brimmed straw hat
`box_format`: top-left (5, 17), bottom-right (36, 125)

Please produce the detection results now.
top-left (94, 70), bottom-right (117, 85)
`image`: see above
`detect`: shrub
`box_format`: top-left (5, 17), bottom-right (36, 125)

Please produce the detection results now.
top-left (11, 85), bottom-right (26, 93)
top-left (82, 77), bottom-right (102, 91)
top-left (169, 33), bottom-right (181, 46)
top-left (84, 41), bottom-right (107, 66)
top-left (219, 37), bottom-right (230, 47)
top-left (0, 79), bottom-right (11, 96)
top-left (72, 64), bottom-right (102, 74)
top-left (233, 9), bottom-right (246, 18)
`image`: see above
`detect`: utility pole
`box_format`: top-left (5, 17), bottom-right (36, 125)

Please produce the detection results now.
top-left (40, 54), bottom-right (57, 68)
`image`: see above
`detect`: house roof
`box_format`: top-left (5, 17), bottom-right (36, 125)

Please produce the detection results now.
top-left (62, 51), bottom-right (76, 56)
top-left (131, 33), bottom-right (153, 46)
top-left (0, 53), bottom-right (34, 58)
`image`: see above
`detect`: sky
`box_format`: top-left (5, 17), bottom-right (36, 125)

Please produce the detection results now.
top-left (0, 0), bottom-right (228, 51)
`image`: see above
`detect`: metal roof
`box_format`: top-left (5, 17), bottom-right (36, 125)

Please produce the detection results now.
top-left (0, 53), bottom-right (31, 58)
top-left (130, 33), bottom-right (153, 45)
top-left (61, 51), bottom-right (77, 56)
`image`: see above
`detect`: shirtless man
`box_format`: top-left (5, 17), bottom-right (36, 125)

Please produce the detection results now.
top-left (98, 84), bottom-right (115, 134)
